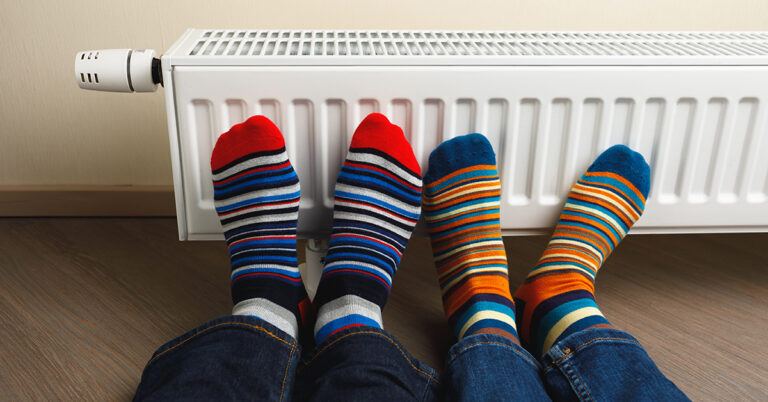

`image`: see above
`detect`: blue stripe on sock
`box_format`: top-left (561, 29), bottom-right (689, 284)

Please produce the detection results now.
top-left (580, 174), bottom-right (645, 211)
top-left (232, 267), bottom-right (302, 280)
top-left (320, 263), bottom-right (393, 286)
top-left (215, 190), bottom-right (300, 213)
top-left (535, 298), bottom-right (600, 354)
top-left (314, 314), bottom-right (381, 343)
top-left (426, 169), bottom-right (497, 194)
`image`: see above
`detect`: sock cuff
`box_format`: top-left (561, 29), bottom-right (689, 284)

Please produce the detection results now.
top-left (314, 294), bottom-right (383, 341)
top-left (233, 298), bottom-right (299, 339)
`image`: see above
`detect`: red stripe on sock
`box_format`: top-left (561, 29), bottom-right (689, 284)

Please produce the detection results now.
top-left (217, 199), bottom-right (299, 217)
top-left (329, 234), bottom-right (401, 256)
top-left (229, 235), bottom-right (296, 249)
top-left (213, 161), bottom-right (291, 185)
top-left (328, 323), bottom-right (367, 337)
top-left (232, 272), bottom-right (302, 284)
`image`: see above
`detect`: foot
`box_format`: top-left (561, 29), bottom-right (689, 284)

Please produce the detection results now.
top-left (423, 134), bottom-right (519, 344)
top-left (513, 145), bottom-right (650, 356)
top-left (211, 115), bottom-right (310, 341)
top-left (313, 113), bottom-right (422, 344)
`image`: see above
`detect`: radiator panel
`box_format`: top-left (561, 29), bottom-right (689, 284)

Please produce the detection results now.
top-left (171, 66), bottom-right (768, 239)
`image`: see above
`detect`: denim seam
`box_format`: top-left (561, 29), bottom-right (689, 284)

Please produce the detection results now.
top-left (559, 357), bottom-right (595, 402)
top-left (419, 370), bottom-right (435, 402)
top-left (147, 322), bottom-right (296, 366)
top-left (279, 345), bottom-right (297, 402)
top-left (299, 330), bottom-right (440, 385)
top-left (449, 341), bottom-right (540, 369)
top-left (544, 336), bottom-right (640, 370)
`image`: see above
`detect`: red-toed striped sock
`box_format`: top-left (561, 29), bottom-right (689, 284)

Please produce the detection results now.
top-left (313, 113), bottom-right (422, 344)
top-left (211, 115), bottom-right (310, 341)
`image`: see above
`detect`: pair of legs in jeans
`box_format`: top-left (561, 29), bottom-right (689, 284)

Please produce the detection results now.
top-left (134, 113), bottom-right (688, 401)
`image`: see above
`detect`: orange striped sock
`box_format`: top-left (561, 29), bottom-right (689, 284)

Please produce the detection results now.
top-left (423, 134), bottom-right (518, 343)
top-left (513, 145), bottom-right (650, 357)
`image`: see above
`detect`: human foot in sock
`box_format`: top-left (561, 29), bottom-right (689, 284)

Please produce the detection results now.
top-left (312, 113), bottom-right (422, 344)
top-left (514, 145), bottom-right (650, 356)
top-left (211, 115), bottom-right (310, 341)
top-left (423, 134), bottom-right (519, 344)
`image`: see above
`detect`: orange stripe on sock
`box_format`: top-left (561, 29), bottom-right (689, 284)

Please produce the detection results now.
top-left (552, 226), bottom-right (612, 257)
top-left (430, 224), bottom-right (501, 245)
top-left (444, 278), bottom-right (513, 317)
top-left (514, 272), bottom-right (595, 341)
top-left (585, 171), bottom-right (646, 206)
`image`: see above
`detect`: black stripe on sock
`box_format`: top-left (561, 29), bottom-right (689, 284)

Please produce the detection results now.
top-left (313, 274), bottom-right (390, 310)
top-left (212, 147), bottom-right (287, 175)
top-left (333, 205), bottom-right (415, 234)
top-left (214, 166), bottom-right (296, 191)
top-left (232, 277), bottom-right (305, 318)
top-left (339, 164), bottom-right (421, 198)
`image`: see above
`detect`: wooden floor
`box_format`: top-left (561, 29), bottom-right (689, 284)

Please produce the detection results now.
top-left (0, 218), bottom-right (766, 401)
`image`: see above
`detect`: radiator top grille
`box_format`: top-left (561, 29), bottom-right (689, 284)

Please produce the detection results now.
top-left (186, 30), bottom-right (768, 57)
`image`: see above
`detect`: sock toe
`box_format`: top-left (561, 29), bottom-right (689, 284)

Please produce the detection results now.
top-left (424, 133), bottom-right (496, 185)
top-left (349, 113), bottom-right (421, 176)
top-left (211, 115), bottom-right (286, 171)
top-left (588, 145), bottom-right (651, 198)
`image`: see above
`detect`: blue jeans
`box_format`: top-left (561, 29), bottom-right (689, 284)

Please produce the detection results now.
top-left (134, 315), bottom-right (688, 401)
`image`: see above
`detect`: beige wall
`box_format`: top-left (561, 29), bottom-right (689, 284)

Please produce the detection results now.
top-left (2, 0), bottom-right (767, 186)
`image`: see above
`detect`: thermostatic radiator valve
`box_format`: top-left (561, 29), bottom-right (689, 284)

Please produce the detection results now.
top-left (75, 49), bottom-right (161, 92)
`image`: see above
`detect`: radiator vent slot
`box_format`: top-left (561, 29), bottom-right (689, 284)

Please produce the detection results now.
top-left (187, 30), bottom-right (768, 57)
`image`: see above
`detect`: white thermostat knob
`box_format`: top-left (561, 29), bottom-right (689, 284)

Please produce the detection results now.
top-left (75, 49), bottom-right (160, 93)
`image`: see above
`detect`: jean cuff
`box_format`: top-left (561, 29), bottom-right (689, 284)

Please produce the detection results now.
top-left (301, 325), bottom-right (440, 379)
top-left (146, 314), bottom-right (299, 368)
top-left (448, 333), bottom-right (543, 371)
top-left (540, 327), bottom-right (641, 369)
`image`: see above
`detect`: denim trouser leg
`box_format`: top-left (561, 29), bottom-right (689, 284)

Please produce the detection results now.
top-left (135, 317), bottom-right (688, 401)
top-left (443, 333), bottom-right (552, 401)
top-left (295, 326), bottom-right (441, 402)
top-left (541, 327), bottom-right (690, 402)
top-left (134, 315), bottom-right (300, 402)
top-left (135, 318), bottom-right (440, 402)
top-left (443, 328), bottom-right (689, 401)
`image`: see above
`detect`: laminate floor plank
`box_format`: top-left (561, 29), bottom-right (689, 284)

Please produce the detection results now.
top-left (0, 218), bottom-right (766, 401)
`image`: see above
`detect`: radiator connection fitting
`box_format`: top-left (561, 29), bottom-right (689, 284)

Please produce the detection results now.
top-left (75, 49), bottom-right (162, 93)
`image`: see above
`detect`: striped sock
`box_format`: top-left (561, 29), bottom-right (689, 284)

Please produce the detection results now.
top-left (211, 115), bottom-right (310, 341)
top-left (423, 134), bottom-right (519, 344)
top-left (513, 145), bottom-right (650, 357)
top-left (313, 113), bottom-right (422, 344)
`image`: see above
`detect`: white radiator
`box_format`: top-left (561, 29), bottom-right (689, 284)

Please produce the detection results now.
top-left (78, 30), bottom-right (768, 240)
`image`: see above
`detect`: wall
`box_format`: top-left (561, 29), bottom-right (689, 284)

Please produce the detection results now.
top-left (2, 0), bottom-right (767, 187)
